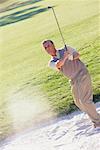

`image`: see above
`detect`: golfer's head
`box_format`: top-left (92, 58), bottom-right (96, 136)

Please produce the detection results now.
top-left (42, 40), bottom-right (56, 56)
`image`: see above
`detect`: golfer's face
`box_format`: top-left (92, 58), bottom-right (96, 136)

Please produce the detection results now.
top-left (43, 41), bottom-right (56, 56)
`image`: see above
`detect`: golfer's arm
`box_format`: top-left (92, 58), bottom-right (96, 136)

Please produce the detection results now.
top-left (56, 56), bottom-right (68, 69)
top-left (56, 52), bottom-right (80, 69)
top-left (73, 53), bottom-right (80, 60)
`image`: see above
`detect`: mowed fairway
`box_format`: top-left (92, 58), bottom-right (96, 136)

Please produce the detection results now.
top-left (0, 0), bottom-right (100, 142)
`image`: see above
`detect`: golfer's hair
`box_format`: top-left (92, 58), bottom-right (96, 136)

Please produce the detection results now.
top-left (42, 40), bottom-right (54, 45)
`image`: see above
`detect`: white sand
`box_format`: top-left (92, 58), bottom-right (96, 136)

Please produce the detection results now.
top-left (1, 102), bottom-right (100, 150)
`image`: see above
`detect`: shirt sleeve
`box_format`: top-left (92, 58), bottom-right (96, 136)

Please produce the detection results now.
top-left (67, 46), bottom-right (78, 54)
top-left (48, 57), bottom-right (59, 69)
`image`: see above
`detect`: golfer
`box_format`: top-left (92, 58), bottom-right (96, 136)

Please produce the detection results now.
top-left (42, 40), bottom-right (100, 128)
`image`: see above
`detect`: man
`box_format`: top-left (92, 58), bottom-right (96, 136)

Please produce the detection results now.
top-left (42, 39), bottom-right (100, 128)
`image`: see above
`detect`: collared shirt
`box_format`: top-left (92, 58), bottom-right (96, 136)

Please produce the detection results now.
top-left (48, 45), bottom-right (87, 79)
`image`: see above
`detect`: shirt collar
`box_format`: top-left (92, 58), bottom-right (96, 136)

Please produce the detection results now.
top-left (56, 50), bottom-right (60, 59)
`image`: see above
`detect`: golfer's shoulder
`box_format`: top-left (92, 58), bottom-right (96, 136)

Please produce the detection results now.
top-left (56, 47), bottom-right (63, 53)
top-left (67, 45), bottom-right (77, 53)
top-left (67, 45), bottom-right (76, 51)
top-left (48, 57), bottom-right (58, 69)
top-left (54, 48), bottom-right (64, 59)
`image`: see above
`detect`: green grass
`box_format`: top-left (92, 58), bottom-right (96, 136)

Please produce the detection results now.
top-left (0, 0), bottom-right (100, 142)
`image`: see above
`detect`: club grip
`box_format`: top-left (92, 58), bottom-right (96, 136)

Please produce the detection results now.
top-left (64, 45), bottom-right (67, 51)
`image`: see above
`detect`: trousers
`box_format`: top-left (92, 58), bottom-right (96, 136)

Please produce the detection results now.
top-left (70, 69), bottom-right (100, 125)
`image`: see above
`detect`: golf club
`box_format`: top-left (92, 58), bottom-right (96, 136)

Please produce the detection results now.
top-left (48, 6), bottom-right (67, 50)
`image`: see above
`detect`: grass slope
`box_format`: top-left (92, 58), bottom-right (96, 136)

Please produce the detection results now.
top-left (0, 0), bottom-right (100, 142)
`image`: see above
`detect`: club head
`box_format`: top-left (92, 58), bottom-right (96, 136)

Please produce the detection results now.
top-left (48, 6), bottom-right (52, 9)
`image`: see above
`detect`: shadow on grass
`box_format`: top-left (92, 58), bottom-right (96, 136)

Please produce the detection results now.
top-left (0, 0), bottom-right (43, 12)
top-left (0, 5), bottom-right (48, 26)
top-left (0, 0), bottom-right (48, 27)
top-left (93, 94), bottom-right (100, 103)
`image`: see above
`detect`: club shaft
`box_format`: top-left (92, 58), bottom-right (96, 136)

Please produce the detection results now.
top-left (51, 7), bottom-right (66, 48)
